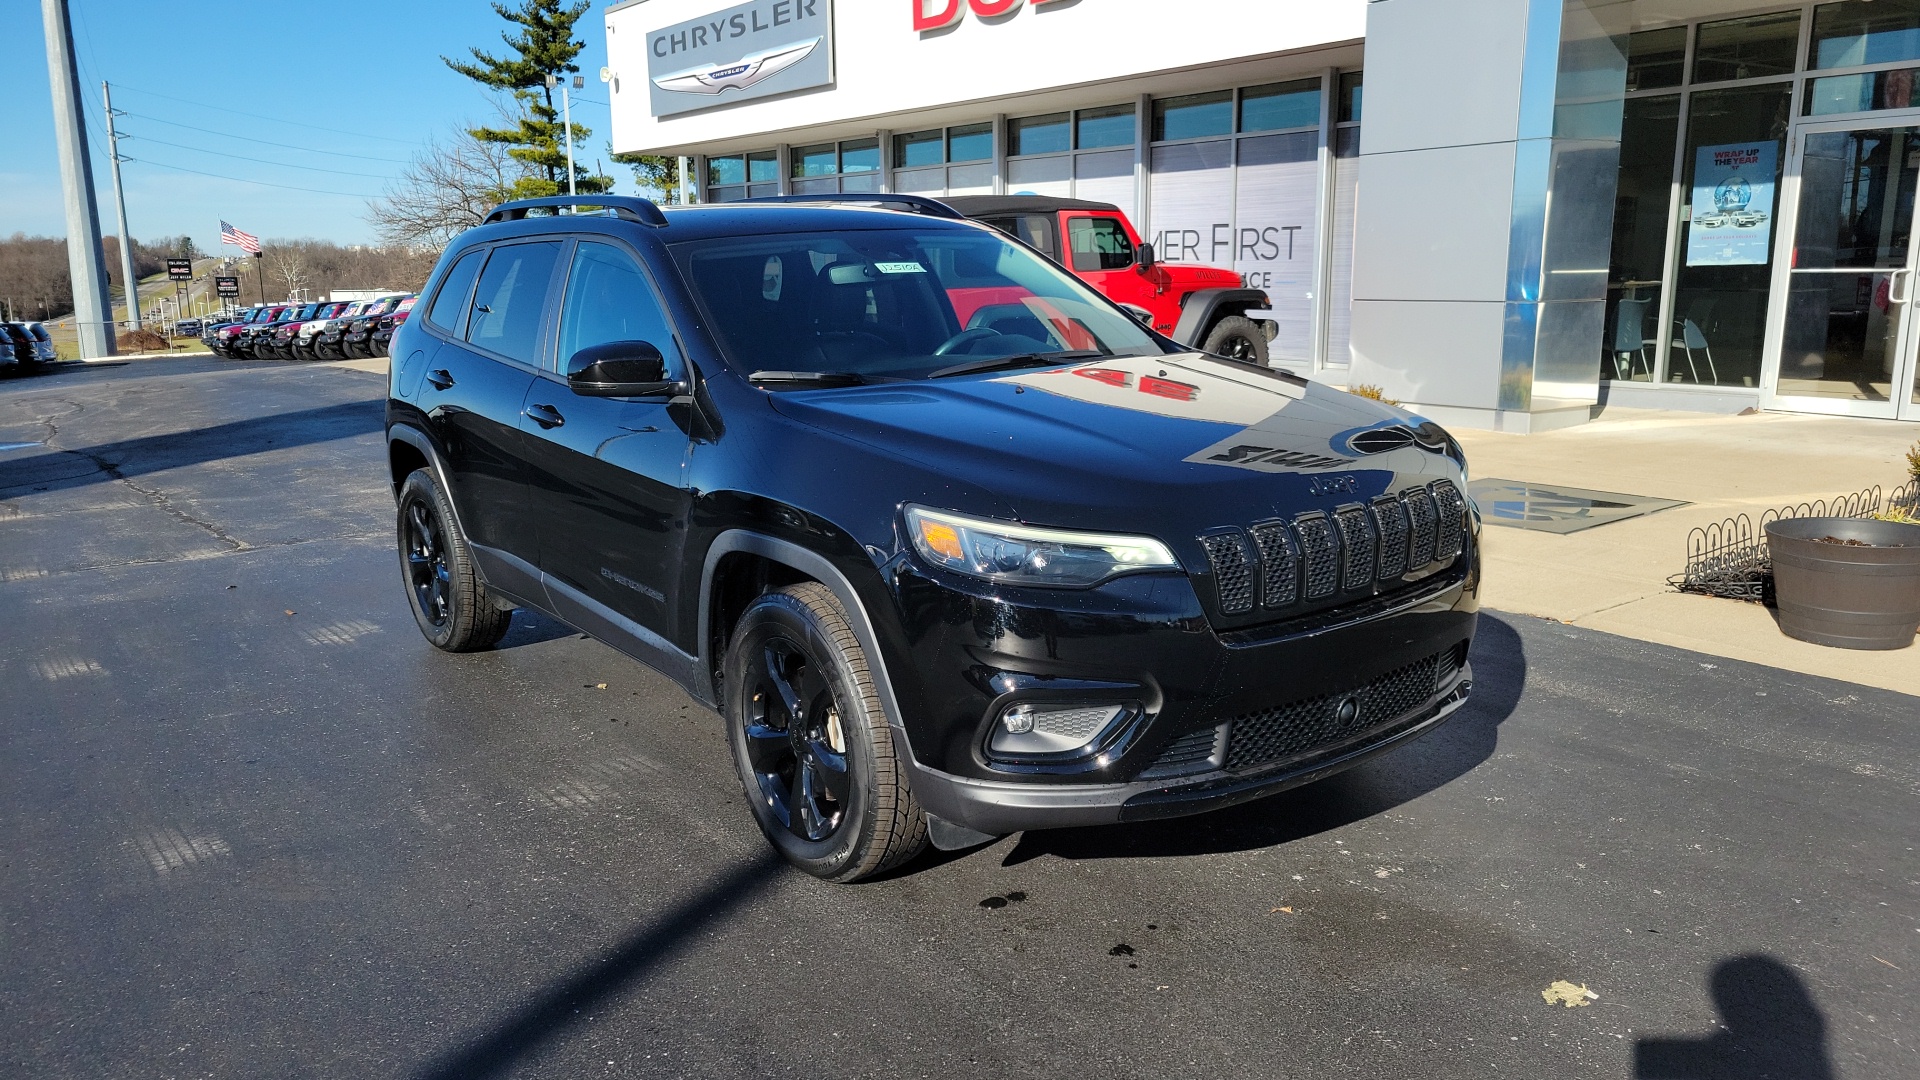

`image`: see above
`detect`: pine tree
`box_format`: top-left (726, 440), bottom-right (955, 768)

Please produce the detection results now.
top-left (443, 0), bottom-right (612, 198)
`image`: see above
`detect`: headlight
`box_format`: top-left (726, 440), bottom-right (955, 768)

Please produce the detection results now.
top-left (905, 506), bottom-right (1179, 587)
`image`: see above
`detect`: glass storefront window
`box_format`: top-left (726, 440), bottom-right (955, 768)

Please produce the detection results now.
top-left (1154, 91), bottom-right (1232, 142)
top-left (1337, 72), bottom-right (1363, 124)
top-left (792, 143), bottom-right (837, 178)
top-left (748, 152), bottom-right (778, 183)
top-left (1076, 104), bottom-right (1137, 149)
top-left (895, 129), bottom-right (943, 168)
top-left (708, 156), bottom-right (746, 187)
top-left (1240, 78), bottom-right (1321, 133)
top-left (1806, 68), bottom-right (1920, 114)
top-left (1604, 95), bottom-right (1681, 382)
top-left (1009, 112), bottom-right (1070, 156)
top-left (840, 139), bottom-right (880, 174)
top-left (1667, 83), bottom-right (1793, 388)
top-left (1811, 0), bottom-right (1920, 69)
top-left (948, 123), bottom-right (993, 162)
top-left (1626, 27), bottom-right (1687, 91)
top-left (1694, 12), bottom-right (1801, 83)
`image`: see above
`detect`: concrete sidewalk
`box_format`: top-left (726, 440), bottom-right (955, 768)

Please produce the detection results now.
top-left (1452, 408), bottom-right (1920, 697)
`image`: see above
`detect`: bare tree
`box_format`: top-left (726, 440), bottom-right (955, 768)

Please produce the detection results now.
top-left (265, 245), bottom-right (311, 300)
top-left (367, 127), bottom-right (533, 248)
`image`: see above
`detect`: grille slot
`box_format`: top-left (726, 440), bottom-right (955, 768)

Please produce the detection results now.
top-left (1201, 531), bottom-right (1255, 615)
top-left (1223, 650), bottom-right (1446, 773)
top-left (1139, 724), bottom-right (1225, 779)
top-left (1373, 496), bottom-right (1409, 578)
top-left (1431, 480), bottom-right (1466, 561)
top-left (1334, 505), bottom-right (1376, 591)
top-left (1248, 521), bottom-right (1300, 608)
top-left (1294, 514), bottom-right (1339, 600)
top-left (1348, 426), bottom-right (1418, 455)
top-left (1404, 489), bottom-right (1438, 568)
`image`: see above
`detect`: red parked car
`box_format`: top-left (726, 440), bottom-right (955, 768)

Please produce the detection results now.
top-left (943, 195), bottom-right (1273, 365)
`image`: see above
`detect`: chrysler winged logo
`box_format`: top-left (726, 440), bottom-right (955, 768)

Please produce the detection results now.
top-left (652, 37), bottom-right (820, 96)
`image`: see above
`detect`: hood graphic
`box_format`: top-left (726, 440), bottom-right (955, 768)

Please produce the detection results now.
top-left (653, 37), bottom-right (819, 96)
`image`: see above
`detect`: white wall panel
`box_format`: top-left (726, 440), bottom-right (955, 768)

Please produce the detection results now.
top-left (1074, 150), bottom-right (1137, 215)
top-left (1352, 141), bottom-right (1517, 305)
top-left (1235, 132), bottom-right (1319, 362)
top-left (1008, 156), bottom-right (1072, 197)
top-left (1148, 141), bottom-right (1234, 266)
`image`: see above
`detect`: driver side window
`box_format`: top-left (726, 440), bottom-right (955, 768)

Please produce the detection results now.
top-left (556, 241), bottom-right (680, 374)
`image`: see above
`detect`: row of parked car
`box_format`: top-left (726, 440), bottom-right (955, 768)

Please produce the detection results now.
top-left (2, 321), bottom-right (58, 375)
top-left (201, 295), bottom-right (416, 361)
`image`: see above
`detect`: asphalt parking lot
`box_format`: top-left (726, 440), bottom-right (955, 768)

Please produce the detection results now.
top-left (2, 356), bottom-right (1916, 1079)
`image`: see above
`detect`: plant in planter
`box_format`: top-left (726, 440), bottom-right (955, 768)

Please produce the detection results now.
top-left (1765, 516), bottom-right (1920, 650)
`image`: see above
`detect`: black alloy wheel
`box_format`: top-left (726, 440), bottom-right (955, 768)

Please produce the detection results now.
top-left (743, 636), bottom-right (853, 843)
top-left (1201, 315), bottom-right (1271, 367)
top-left (725, 583), bottom-right (928, 881)
top-left (394, 469), bottom-right (511, 652)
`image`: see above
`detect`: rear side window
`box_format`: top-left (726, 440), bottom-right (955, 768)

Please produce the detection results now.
top-left (987, 215), bottom-right (1056, 260)
top-left (555, 242), bottom-right (679, 374)
top-left (466, 241), bottom-right (563, 364)
top-left (1068, 216), bottom-right (1135, 271)
top-left (425, 248), bottom-right (486, 333)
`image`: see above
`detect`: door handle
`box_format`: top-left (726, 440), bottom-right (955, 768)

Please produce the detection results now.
top-left (524, 403), bottom-right (566, 429)
top-left (425, 368), bottom-right (455, 390)
top-left (1891, 269), bottom-right (1913, 305)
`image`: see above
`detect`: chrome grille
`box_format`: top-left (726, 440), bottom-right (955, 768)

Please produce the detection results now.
top-left (1405, 489), bottom-right (1438, 568)
top-left (1201, 531), bottom-right (1255, 615)
top-left (1248, 521), bottom-right (1299, 608)
top-left (1432, 480), bottom-right (1466, 561)
top-left (1294, 514), bottom-right (1339, 600)
top-left (1334, 506), bottom-right (1376, 591)
top-left (1223, 650), bottom-right (1447, 772)
top-left (1373, 496), bottom-right (1409, 579)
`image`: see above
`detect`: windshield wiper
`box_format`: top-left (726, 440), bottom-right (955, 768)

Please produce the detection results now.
top-left (748, 370), bottom-right (870, 387)
top-left (927, 350), bottom-right (1105, 380)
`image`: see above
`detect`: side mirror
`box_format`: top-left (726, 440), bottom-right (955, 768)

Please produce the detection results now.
top-left (567, 340), bottom-right (681, 397)
top-left (1135, 242), bottom-right (1156, 271)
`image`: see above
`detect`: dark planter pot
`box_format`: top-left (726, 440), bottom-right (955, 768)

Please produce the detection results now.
top-left (1766, 516), bottom-right (1920, 650)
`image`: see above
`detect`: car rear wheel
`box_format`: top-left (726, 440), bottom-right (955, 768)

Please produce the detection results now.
top-left (396, 468), bottom-right (512, 652)
top-left (1202, 315), bottom-right (1270, 366)
top-left (724, 583), bottom-right (928, 882)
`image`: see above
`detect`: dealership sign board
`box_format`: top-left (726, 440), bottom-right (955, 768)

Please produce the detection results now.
top-left (214, 276), bottom-right (239, 298)
top-left (912, 0), bottom-right (1073, 31)
top-left (167, 258), bottom-right (192, 281)
top-left (646, 0), bottom-right (833, 118)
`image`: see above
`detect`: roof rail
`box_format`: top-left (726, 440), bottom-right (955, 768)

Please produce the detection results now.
top-left (740, 193), bottom-right (964, 220)
top-left (483, 195), bottom-right (669, 228)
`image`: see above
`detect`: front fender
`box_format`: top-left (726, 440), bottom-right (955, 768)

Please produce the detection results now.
top-left (1171, 287), bottom-right (1271, 347)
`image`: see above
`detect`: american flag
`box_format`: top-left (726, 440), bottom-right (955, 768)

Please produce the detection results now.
top-left (219, 221), bottom-right (260, 254)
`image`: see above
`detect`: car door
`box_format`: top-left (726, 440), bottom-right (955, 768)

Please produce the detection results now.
top-left (421, 239), bottom-right (563, 586)
top-left (1064, 212), bottom-right (1169, 329)
top-left (519, 238), bottom-right (694, 648)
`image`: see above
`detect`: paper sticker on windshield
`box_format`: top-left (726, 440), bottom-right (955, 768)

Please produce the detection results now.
top-left (874, 261), bottom-right (926, 274)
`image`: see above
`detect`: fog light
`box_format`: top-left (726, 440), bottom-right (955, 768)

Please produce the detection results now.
top-left (989, 703), bottom-right (1128, 759)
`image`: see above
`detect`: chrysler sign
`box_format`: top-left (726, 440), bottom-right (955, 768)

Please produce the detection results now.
top-left (646, 0), bottom-right (833, 117)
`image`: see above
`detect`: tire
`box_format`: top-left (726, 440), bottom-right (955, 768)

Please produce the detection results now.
top-left (395, 468), bottom-right (512, 652)
top-left (1201, 315), bottom-right (1270, 366)
top-left (724, 582), bottom-right (928, 882)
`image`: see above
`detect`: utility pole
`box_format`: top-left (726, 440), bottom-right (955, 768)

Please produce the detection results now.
top-left (41, 0), bottom-right (114, 357)
top-left (102, 81), bottom-right (140, 331)
top-left (549, 73), bottom-right (580, 198)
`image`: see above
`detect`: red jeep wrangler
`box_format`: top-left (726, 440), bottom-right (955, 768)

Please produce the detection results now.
top-left (943, 195), bottom-right (1274, 365)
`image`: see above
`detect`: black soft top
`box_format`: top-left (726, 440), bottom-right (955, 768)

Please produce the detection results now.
top-left (939, 195), bottom-right (1122, 218)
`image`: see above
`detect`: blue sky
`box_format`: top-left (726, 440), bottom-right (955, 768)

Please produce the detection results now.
top-left (1, 1), bottom-right (620, 249)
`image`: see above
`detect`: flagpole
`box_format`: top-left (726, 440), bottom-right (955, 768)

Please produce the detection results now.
top-left (255, 251), bottom-right (266, 303)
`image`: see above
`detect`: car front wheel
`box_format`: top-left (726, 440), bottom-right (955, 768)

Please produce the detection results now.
top-left (1202, 315), bottom-right (1270, 366)
top-left (396, 468), bottom-right (512, 652)
top-left (724, 583), bottom-right (928, 882)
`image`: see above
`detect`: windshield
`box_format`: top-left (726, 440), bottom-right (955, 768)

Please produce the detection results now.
top-left (673, 225), bottom-right (1168, 383)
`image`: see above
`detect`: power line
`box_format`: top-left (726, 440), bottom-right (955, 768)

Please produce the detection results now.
top-left (123, 134), bottom-right (402, 181)
top-left (120, 158), bottom-right (384, 200)
top-left (122, 112), bottom-right (413, 163)
top-left (109, 83), bottom-right (428, 146)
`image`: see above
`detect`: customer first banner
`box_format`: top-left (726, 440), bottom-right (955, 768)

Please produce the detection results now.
top-left (1686, 142), bottom-right (1778, 267)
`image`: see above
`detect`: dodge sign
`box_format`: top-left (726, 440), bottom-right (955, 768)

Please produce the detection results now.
top-left (646, 0), bottom-right (833, 118)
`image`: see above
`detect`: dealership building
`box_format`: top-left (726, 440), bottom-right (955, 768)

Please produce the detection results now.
top-left (606, 0), bottom-right (1920, 430)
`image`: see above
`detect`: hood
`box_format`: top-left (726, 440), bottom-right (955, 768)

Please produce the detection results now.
top-left (764, 352), bottom-right (1463, 539)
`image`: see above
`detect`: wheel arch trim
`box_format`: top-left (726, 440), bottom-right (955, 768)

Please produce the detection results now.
top-left (1170, 287), bottom-right (1269, 348)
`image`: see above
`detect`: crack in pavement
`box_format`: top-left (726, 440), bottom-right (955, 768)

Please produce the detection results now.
top-left (32, 396), bottom-right (249, 552)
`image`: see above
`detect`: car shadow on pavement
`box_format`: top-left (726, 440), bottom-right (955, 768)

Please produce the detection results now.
top-left (998, 611), bottom-right (1529, 865)
top-left (0, 400), bottom-right (382, 497)
top-left (1633, 955), bottom-right (1836, 1079)
top-left (410, 851), bottom-right (785, 1080)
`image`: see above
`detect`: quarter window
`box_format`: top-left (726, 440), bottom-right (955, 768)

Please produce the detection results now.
top-left (555, 242), bottom-right (678, 375)
top-left (425, 248), bottom-right (485, 333)
top-left (465, 241), bottom-right (563, 365)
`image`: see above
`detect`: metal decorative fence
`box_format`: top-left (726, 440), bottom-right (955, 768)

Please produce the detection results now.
top-left (1671, 479), bottom-right (1920, 603)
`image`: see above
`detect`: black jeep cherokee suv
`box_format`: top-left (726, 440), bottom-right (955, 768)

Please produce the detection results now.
top-left (385, 194), bottom-right (1479, 882)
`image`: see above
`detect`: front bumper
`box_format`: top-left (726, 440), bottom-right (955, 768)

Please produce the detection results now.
top-left (906, 662), bottom-right (1471, 835)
